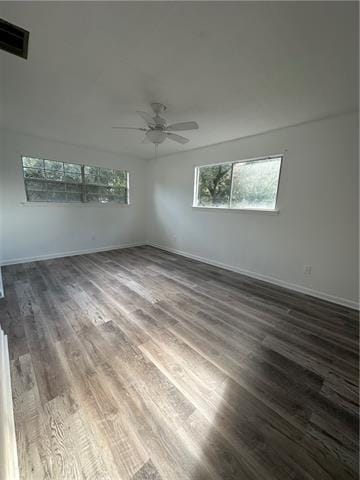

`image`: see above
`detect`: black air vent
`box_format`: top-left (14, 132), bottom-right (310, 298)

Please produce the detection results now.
top-left (0, 18), bottom-right (29, 59)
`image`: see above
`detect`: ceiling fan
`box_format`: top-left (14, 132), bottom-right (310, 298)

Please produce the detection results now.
top-left (112, 103), bottom-right (199, 145)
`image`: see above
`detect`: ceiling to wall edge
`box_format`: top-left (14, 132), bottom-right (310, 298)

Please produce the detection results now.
top-left (0, 109), bottom-right (357, 163)
top-left (148, 109), bottom-right (358, 161)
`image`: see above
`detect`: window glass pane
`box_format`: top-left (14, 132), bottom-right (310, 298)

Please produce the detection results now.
top-left (101, 187), bottom-right (111, 195)
top-left (85, 185), bottom-right (101, 194)
top-left (231, 158), bottom-right (281, 209)
top-left (66, 183), bottom-right (82, 193)
top-left (47, 181), bottom-right (65, 191)
top-left (100, 196), bottom-right (113, 203)
top-left (113, 170), bottom-right (127, 187)
top-left (25, 179), bottom-right (47, 191)
top-left (99, 168), bottom-right (114, 186)
top-left (85, 174), bottom-right (96, 184)
top-left (48, 191), bottom-right (67, 202)
top-left (84, 165), bottom-right (96, 175)
top-left (84, 166), bottom-right (101, 184)
top-left (46, 170), bottom-right (64, 181)
top-left (44, 159), bottom-right (64, 172)
top-left (64, 163), bottom-right (81, 174)
top-left (66, 192), bottom-right (82, 202)
top-left (24, 167), bottom-right (45, 179)
top-left (113, 186), bottom-right (127, 197)
top-left (114, 194), bottom-right (127, 204)
top-left (86, 193), bottom-right (100, 203)
top-left (84, 165), bottom-right (114, 186)
top-left (26, 190), bottom-right (48, 202)
top-left (22, 157), bottom-right (44, 169)
top-left (197, 164), bottom-right (232, 207)
top-left (64, 172), bottom-right (82, 183)
top-left (86, 187), bottom-right (112, 203)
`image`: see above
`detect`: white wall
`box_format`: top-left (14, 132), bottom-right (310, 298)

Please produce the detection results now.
top-left (0, 114), bottom-right (358, 308)
top-left (0, 130), bottom-right (148, 264)
top-left (146, 113), bottom-right (359, 308)
top-left (0, 129), bottom-right (5, 266)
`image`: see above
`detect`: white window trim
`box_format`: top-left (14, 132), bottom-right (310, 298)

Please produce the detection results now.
top-left (19, 201), bottom-right (131, 208)
top-left (192, 153), bottom-right (283, 213)
top-left (192, 206), bottom-right (279, 215)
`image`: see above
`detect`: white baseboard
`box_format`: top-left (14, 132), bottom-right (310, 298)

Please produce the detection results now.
top-left (147, 242), bottom-right (359, 311)
top-left (0, 242), bottom-right (146, 267)
top-left (1, 241), bottom-right (358, 310)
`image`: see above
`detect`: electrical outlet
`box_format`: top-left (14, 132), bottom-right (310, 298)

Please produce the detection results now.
top-left (304, 265), bottom-right (312, 275)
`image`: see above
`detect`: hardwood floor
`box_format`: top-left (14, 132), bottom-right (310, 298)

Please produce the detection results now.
top-left (0, 246), bottom-right (358, 480)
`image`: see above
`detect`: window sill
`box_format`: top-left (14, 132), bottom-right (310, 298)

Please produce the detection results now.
top-left (19, 201), bottom-right (131, 208)
top-left (192, 206), bottom-right (279, 215)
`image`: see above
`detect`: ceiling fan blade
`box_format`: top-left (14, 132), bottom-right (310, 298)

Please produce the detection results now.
top-left (166, 132), bottom-right (190, 144)
top-left (166, 121), bottom-right (199, 131)
top-left (137, 111), bottom-right (156, 126)
top-left (112, 126), bottom-right (147, 131)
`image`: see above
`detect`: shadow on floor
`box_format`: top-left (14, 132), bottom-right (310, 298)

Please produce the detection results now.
top-left (190, 344), bottom-right (359, 480)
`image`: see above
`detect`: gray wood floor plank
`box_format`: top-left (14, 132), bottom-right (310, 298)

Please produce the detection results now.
top-left (0, 246), bottom-right (358, 480)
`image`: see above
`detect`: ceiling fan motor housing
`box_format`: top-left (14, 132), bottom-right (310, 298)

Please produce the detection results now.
top-left (112, 103), bottom-right (198, 145)
top-left (151, 102), bottom-right (167, 114)
top-left (146, 129), bottom-right (167, 144)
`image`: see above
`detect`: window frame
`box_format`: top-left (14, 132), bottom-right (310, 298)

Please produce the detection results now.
top-left (193, 154), bottom-right (283, 213)
top-left (21, 156), bottom-right (130, 206)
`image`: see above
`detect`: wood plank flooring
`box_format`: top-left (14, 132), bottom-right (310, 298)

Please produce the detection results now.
top-left (0, 246), bottom-right (358, 480)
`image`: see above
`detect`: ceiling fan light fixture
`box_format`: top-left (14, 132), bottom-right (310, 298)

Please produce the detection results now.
top-left (146, 130), bottom-right (167, 144)
top-left (112, 103), bottom-right (199, 147)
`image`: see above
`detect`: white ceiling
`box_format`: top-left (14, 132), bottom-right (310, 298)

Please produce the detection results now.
top-left (0, 1), bottom-right (358, 160)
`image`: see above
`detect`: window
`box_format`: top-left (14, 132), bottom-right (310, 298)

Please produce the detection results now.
top-left (194, 156), bottom-right (282, 211)
top-left (21, 157), bottom-right (129, 204)
top-left (84, 165), bottom-right (128, 204)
